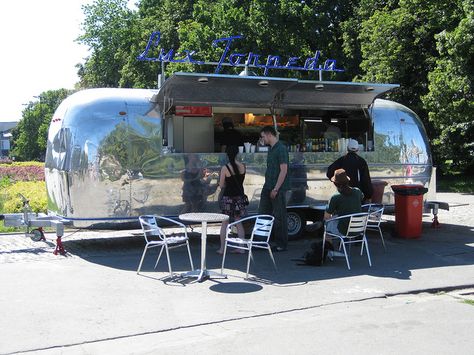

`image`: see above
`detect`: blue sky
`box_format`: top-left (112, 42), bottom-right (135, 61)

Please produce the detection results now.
top-left (0, 0), bottom-right (92, 122)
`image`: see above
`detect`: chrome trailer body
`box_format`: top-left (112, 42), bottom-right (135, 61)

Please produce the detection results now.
top-left (44, 74), bottom-right (437, 234)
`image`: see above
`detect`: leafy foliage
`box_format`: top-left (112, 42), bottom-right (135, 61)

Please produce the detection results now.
top-left (358, 1), bottom-right (463, 114)
top-left (0, 166), bottom-right (43, 183)
top-left (0, 176), bottom-right (11, 189)
top-left (347, 0), bottom-right (471, 174)
top-left (0, 162), bottom-right (46, 217)
top-left (422, 1), bottom-right (474, 173)
top-left (437, 174), bottom-right (474, 193)
top-left (1, 181), bottom-right (47, 214)
top-left (70, 0), bottom-right (474, 175)
top-left (77, 0), bottom-right (138, 87)
top-left (0, 164), bottom-right (45, 182)
top-left (10, 89), bottom-right (72, 161)
top-left (0, 161), bottom-right (44, 167)
top-left (78, 0), bottom-right (356, 84)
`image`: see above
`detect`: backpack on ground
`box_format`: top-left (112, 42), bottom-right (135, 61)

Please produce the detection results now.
top-left (295, 240), bottom-right (334, 266)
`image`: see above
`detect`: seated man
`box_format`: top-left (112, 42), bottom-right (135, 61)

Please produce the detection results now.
top-left (324, 168), bottom-right (364, 235)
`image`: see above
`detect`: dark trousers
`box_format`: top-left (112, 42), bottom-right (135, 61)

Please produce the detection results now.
top-left (258, 188), bottom-right (288, 249)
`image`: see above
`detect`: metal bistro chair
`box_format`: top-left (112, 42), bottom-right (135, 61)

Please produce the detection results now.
top-left (221, 215), bottom-right (276, 279)
top-left (137, 215), bottom-right (194, 276)
top-left (362, 203), bottom-right (386, 250)
top-left (322, 212), bottom-right (371, 270)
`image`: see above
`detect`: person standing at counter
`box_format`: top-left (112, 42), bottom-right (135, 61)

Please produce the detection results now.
top-left (259, 126), bottom-right (290, 252)
top-left (220, 117), bottom-right (244, 152)
top-left (322, 117), bottom-right (342, 140)
top-left (326, 138), bottom-right (373, 202)
top-left (217, 145), bottom-right (247, 255)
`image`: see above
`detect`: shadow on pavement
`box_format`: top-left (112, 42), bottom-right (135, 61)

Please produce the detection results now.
top-left (209, 281), bottom-right (263, 293)
top-left (55, 219), bottom-right (474, 289)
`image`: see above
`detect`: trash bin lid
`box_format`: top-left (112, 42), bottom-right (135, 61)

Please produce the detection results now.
top-left (391, 184), bottom-right (428, 195)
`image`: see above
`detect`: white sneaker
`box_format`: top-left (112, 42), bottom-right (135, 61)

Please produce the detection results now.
top-left (328, 250), bottom-right (345, 258)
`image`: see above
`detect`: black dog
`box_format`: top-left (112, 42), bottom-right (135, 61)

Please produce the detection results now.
top-left (294, 240), bottom-right (334, 266)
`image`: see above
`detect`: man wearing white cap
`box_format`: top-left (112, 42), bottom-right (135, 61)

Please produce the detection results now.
top-left (326, 138), bottom-right (373, 201)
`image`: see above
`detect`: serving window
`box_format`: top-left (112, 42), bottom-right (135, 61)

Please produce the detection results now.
top-left (155, 73), bottom-right (395, 154)
top-left (212, 108), bottom-right (374, 153)
top-left (298, 109), bottom-right (374, 152)
top-left (162, 106), bottom-right (375, 153)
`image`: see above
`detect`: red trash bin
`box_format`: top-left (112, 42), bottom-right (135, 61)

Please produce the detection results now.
top-left (391, 184), bottom-right (428, 238)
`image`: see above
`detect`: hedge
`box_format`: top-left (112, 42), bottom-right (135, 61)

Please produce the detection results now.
top-left (1, 181), bottom-right (47, 213)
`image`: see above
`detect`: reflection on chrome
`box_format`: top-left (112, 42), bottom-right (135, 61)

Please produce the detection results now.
top-left (45, 90), bottom-right (432, 228)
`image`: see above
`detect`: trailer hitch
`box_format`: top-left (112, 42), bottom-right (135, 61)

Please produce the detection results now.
top-left (2, 194), bottom-right (68, 255)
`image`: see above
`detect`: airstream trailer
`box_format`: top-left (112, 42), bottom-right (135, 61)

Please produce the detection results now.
top-left (43, 72), bottom-right (436, 237)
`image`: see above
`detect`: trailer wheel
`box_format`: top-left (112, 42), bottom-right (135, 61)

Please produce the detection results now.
top-left (29, 229), bottom-right (44, 242)
top-left (287, 211), bottom-right (305, 239)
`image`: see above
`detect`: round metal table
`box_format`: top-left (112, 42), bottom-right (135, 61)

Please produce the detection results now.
top-left (179, 212), bottom-right (229, 282)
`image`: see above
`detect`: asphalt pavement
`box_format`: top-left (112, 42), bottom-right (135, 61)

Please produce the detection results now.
top-left (0, 192), bottom-right (473, 354)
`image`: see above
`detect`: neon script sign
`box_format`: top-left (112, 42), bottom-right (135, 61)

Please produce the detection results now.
top-left (137, 31), bottom-right (343, 76)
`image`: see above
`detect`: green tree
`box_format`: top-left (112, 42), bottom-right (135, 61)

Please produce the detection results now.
top-left (78, 0), bottom-right (356, 86)
top-left (355, 0), bottom-right (468, 171)
top-left (74, 0), bottom-right (474, 174)
top-left (358, 1), bottom-right (463, 113)
top-left (120, 0), bottom-right (196, 87)
top-left (173, 0), bottom-right (355, 79)
top-left (10, 89), bottom-right (72, 161)
top-left (422, 1), bottom-right (474, 173)
top-left (340, 0), bottom-right (399, 80)
top-left (76, 0), bottom-right (137, 88)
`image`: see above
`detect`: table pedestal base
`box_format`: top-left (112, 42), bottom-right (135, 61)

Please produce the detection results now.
top-left (178, 213), bottom-right (230, 283)
top-left (181, 269), bottom-right (226, 283)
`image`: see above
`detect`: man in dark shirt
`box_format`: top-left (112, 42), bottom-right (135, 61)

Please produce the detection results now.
top-left (326, 138), bottom-right (373, 201)
top-left (220, 117), bottom-right (244, 152)
top-left (325, 169), bottom-right (364, 234)
top-left (258, 126), bottom-right (290, 252)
